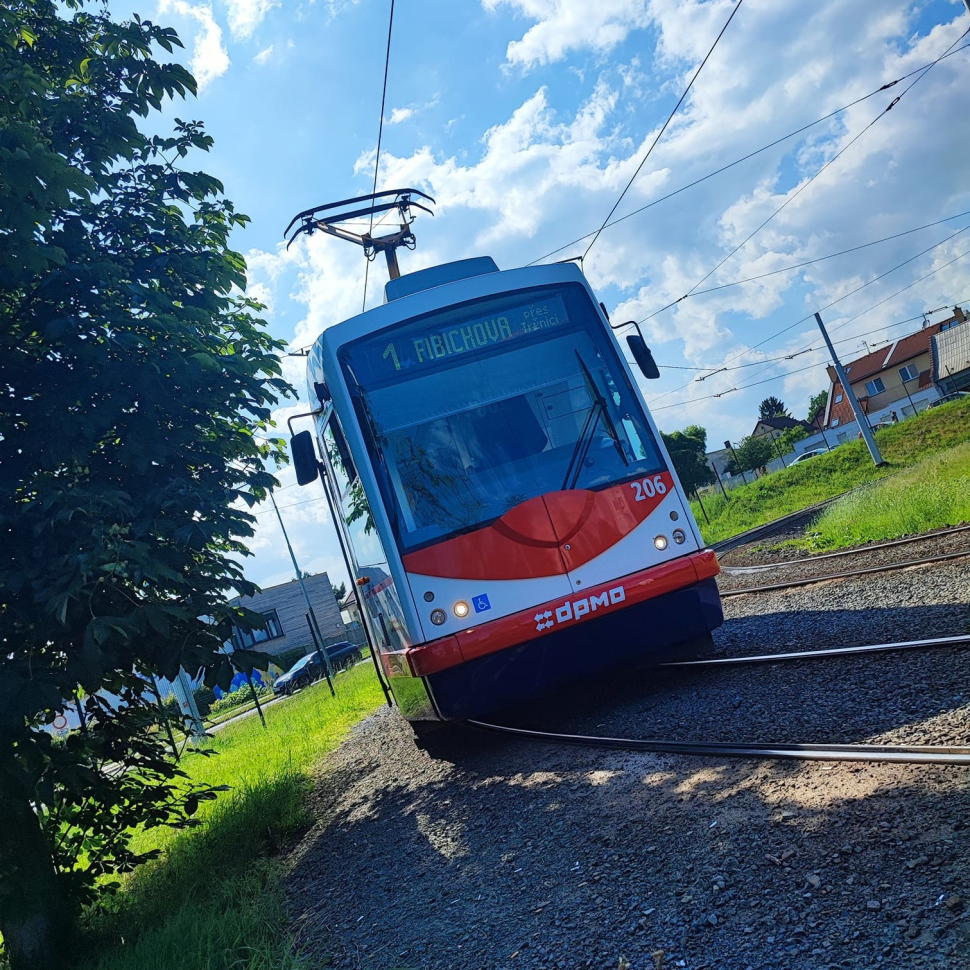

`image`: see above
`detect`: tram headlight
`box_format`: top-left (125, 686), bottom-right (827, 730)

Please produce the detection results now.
top-left (454, 601), bottom-right (470, 619)
top-left (654, 535), bottom-right (668, 551)
top-left (430, 609), bottom-right (447, 626)
top-left (672, 529), bottom-right (686, 544)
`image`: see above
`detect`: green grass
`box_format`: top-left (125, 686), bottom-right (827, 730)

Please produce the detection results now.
top-left (691, 396), bottom-right (970, 545)
top-left (76, 664), bottom-right (385, 970)
top-left (791, 441), bottom-right (970, 550)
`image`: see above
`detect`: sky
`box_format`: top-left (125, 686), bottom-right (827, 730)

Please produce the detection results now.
top-left (121, 0), bottom-right (970, 590)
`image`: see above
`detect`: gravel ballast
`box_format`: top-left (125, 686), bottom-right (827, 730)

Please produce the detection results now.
top-left (286, 557), bottom-right (970, 970)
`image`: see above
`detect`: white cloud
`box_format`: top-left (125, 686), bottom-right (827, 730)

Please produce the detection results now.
top-left (483, 0), bottom-right (653, 71)
top-left (388, 106), bottom-right (415, 124)
top-left (223, 0), bottom-right (278, 40)
top-left (158, 1), bottom-right (230, 89)
top-left (254, 44), bottom-right (274, 64)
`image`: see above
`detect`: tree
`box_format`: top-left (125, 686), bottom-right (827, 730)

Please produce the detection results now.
top-left (333, 581), bottom-right (348, 602)
top-left (660, 425), bottom-right (715, 495)
top-left (0, 4), bottom-right (291, 965)
top-left (727, 434), bottom-right (775, 475)
top-left (807, 389), bottom-right (828, 424)
top-left (776, 425), bottom-right (809, 456)
top-left (758, 396), bottom-right (788, 420)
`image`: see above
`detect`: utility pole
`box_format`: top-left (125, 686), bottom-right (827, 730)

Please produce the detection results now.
top-left (724, 440), bottom-right (748, 484)
top-left (768, 432), bottom-right (788, 467)
top-left (900, 375), bottom-right (917, 415)
top-left (693, 488), bottom-right (710, 525)
top-left (270, 489), bottom-right (336, 686)
top-left (709, 460), bottom-right (729, 500)
top-left (814, 312), bottom-right (886, 467)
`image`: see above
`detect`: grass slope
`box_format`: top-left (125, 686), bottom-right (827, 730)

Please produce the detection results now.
top-left (795, 441), bottom-right (970, 550)
top-left (77, 664), bottom-right (385, 970)
top-left (691, 397), bottom-right (970, 545)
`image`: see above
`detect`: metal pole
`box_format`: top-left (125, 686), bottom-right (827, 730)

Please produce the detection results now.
top-left (710, 461), bottom-right (729, 499)
top-left (269, 489), bottom-right (336, 684)
top-left (814, 312), bottom-right (886, 467)
top-left (306, 612), bottom-right (335, 697)
top-left (693, 488), bottom-right (710, 525)
top-left (901, 376), bottom-right (917, 415)
top-left (724, 440), bottom-right (748, 484)
top-left (315, 466), bottom-right (393, 708)
top-left (769, 432), bottom-right (788, 467)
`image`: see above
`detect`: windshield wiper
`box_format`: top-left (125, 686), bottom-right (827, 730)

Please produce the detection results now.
top-left (560, 352), bottom-right (629, 491)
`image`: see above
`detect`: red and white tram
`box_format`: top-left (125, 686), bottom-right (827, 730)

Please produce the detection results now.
top-left (291, 252), bottom-right (722, 723)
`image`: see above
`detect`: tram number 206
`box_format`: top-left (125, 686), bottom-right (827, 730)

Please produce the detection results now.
top-left (630, 475), bottom-right (667, 501)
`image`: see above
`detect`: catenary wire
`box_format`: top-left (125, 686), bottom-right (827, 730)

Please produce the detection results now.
top-left (651, 280), bottom-right (970, 413)
top-left (581, 0), bottom-right (745, 262)
top-left (638, 26), bottom-right (970, 325)
top-left (361, 0), bottom-right (396, 313)
top-left (680, 242), bottom-right (970, 401)
top-left (527, 41), bottom-right (970, 267)
top-left (645, 224), bottom-right (970, 405)
top-left (688, 209), bottom-right (970, 297)
top-left (654, 309), bottom-right (933, 373)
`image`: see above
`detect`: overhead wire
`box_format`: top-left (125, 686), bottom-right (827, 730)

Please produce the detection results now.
top-left (581, 0), bottom-right (745, 262)
top-left (637, 23), bottom-right (970, 325)
top-left (687, 209), bottom-right (970, 297)
top-left (660, 241), bottom-right (970, 409)
top-left (361, 0), bottom-right (396, 313)
top-left (527, 40), bottom-right (970, 268)
top-left (652, 285), bottom-right (970, 414)
top-left (645, 220), bottom-right (970, 406)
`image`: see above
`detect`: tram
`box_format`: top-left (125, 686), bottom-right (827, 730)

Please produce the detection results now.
top-left (286, 190), bottom-right (723, 723)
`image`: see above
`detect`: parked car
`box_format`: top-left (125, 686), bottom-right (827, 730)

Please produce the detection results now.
top-left (790, 448), bottom-right (827, 465)
top-left (870, 422), bottom-right (891, 431)
top-left (273, 642), bottom-right (363, 695)
top-left (927, 391), bottom-right (969, 409)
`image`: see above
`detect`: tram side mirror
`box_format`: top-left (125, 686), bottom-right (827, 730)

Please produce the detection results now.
top-left (626, 332), bottom-right (660, 379)
top-left (291, 430), bottom-right (319, 486)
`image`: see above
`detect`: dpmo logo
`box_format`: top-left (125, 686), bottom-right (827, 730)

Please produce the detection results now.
top-left (534, 586), bottom-right (626, 632)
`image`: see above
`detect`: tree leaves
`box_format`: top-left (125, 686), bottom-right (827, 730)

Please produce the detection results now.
top-left (0, 0), bottom-right (295, 931)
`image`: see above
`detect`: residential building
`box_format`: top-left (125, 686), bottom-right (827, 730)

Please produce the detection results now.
top-left (750, 414), bottom-right (815, 443)
top-left (339, 587), bottom-right (362, 628)
top-left (933, 306), bottom-right (970, 394)
top-left (818, 308), bottom-right (966, 429)
top-left (229, 571), bottom-right (347, 659)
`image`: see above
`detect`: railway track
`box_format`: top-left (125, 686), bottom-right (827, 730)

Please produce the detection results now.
top-left (465, 635), bottom-right (970, 765)
top-left (708, 496), bottom-right (846, 555)
top-left (720, 546), bottom-right (970, 598)
top-left (719, 522), bottom-right (970, 574)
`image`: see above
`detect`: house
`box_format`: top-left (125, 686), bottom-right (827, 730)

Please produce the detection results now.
top-left (750, 414), bottom-right (815, 443)
top-left (229, 571), bottom-right (347, 659)
top-left (933, 306), bottom-right (970, 394)
top-left (818, 308), bottom-right (966, 429)
top-left (338, 586), bottom-right (362, 628)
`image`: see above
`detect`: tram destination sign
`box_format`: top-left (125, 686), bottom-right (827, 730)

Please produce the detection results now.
top-left (354, 294), bottom-right (568, 383)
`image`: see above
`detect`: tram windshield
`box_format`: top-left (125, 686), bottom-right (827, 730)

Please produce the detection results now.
top-left (340, 283), bottom-right (667, 553)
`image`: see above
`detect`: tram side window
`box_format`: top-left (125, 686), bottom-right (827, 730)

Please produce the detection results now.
top-left (323, 419), bottom-right (357, 496)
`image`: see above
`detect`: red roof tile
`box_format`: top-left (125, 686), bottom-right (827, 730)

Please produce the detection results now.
top-left (826, 323), bottom-right (943, 386)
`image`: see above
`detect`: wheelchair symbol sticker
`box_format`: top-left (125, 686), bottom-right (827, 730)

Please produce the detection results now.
top-left (473, 594), bottom-right (491, 613)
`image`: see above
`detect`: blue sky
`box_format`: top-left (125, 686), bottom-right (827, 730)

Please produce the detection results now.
top-left (128, 0), bottom-right (970, 588)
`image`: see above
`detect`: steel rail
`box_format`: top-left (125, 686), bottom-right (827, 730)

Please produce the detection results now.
top-left (709, 497), bottom-right (842, 554)
top-left (720, 548), bottom-right (970, 597)
top-left (721, 522), bottom-right (970, 574)
top-left (464, 634), bottom-right (970, 764)
top-left (661, 634), bottom-right (970, 667)
top-left (464, 720), bottom-right (970, 765)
